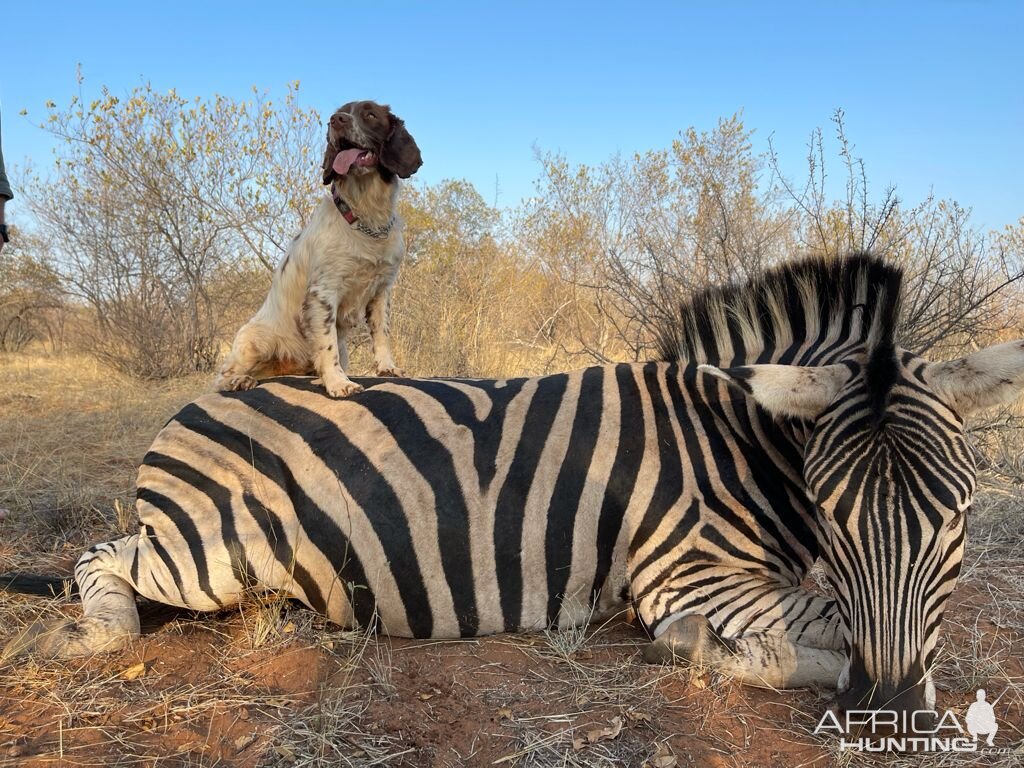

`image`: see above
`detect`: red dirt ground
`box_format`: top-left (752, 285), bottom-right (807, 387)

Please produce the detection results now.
top-left (2, 571), bottom-right (1022, 767)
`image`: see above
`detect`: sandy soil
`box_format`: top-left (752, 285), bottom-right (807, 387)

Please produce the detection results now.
top-left (1, 577), bottom-right (1022, 767)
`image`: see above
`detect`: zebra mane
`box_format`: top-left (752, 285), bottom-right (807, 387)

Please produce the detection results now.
top-left (656, 254), bottom-right (903, 369)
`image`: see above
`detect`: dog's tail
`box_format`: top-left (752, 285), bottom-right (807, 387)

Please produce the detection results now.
top-left (0, 573), bottom-right (78, 599)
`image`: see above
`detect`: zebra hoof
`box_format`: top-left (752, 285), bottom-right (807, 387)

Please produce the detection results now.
top-left (642, 614), bottom-right (716, 665)
top-left (3, 619), bottom-right (70, 659)
top-left (2, 617), bottom-right (135, 659)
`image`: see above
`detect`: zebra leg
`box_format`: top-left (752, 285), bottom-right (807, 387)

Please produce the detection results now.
top-left (5, 463), bottom-right (353, 658)
top-left (6, 523), bottom-right (254, 658)
top-left (643, 614), bottom-right (845, 688)
top-left (4, 537), bottom-right (141, 658)
top-left (639, 582), bottom-right (845, 689)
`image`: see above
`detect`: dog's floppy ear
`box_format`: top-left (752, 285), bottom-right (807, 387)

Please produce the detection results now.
top-left (380, 112), bottom-right (422, 179)
top-left (322, 125), bottom-right (339, 186)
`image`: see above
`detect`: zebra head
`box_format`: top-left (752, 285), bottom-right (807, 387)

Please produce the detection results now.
top-left (701, 338), bottom-right (1024, 719)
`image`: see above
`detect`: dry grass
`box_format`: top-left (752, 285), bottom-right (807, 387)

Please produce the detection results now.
top-left (0, 352), bottom-right (209, 573)
top-left (2, 352), bottom-right (1024, 766)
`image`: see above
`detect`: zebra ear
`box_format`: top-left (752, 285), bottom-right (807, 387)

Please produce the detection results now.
top-left (698, 363), bottom-right (852, 420)
top-left (924, 339), bottom-right (1024, 417)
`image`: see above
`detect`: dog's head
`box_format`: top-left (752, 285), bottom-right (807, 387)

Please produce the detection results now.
top-left (321, 101), bottom-right (422, 185)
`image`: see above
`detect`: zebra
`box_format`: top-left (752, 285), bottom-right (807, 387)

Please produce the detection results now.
top-left (5, 255), bottom-right (1024, 722)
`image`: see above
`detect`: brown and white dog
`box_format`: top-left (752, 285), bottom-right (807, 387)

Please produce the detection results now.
top-left (215, 100), bottom-right (422, 397)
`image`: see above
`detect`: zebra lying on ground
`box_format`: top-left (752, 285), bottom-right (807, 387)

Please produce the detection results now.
top-left (5, 255), bottom-right (1024, 719)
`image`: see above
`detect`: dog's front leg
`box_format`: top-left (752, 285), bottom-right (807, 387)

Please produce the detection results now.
top-left (366, 286), bottom-right (403, 377)
top-left (304, 288), bottom-right (363, 398)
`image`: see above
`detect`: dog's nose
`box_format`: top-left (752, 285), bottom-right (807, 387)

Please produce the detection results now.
top-left (330, 113), bottom-right (349, 128)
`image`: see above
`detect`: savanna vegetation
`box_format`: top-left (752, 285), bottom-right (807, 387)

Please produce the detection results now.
top-left (1, 83), bottom-right (1023, 766)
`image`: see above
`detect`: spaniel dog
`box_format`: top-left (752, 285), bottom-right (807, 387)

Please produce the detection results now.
top-left (215, 100), bottom-right (422, 397)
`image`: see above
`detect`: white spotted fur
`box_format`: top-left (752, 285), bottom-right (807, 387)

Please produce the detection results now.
top-left (216, 169), bottom-right (405, 397)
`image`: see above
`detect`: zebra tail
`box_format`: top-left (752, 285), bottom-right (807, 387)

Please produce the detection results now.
top-left (0, 573), bottom-right (79, 599)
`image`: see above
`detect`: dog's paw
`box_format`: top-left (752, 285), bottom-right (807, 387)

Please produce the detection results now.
top-left (319, 372), bottom-right (364, 398)
top-left (326, 380), bottom-right (364, 398)
top-left (218, 374), bottom-right (258, 392)
top-left (374, 364), bottom-right (405, 378)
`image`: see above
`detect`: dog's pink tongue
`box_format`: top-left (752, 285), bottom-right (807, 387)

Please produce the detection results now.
top-left (332, 148), bottom-right (364, 176)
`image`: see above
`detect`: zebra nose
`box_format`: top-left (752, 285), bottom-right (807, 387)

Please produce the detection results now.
top-left (837, 682), bottom-right (932, 737)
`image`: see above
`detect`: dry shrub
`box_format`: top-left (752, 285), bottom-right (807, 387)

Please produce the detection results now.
top-left (0, 233), bottom-right (66, 353)
top-left (18, 79), bottom-right (321, 379)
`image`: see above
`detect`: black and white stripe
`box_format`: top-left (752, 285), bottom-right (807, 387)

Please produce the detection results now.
top-left (7, 254), bottom-right (1024, 723)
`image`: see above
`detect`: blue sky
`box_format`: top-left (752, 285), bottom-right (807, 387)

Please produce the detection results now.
top-left (1, 1), bottom-right (1021, 232)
